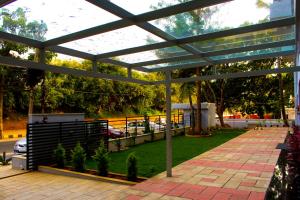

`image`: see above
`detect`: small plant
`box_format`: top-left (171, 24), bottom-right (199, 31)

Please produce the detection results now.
top-left (93, 140), bottom-right (109, 176)
top-left (0, 152), bottom-right (10, 166)
top-left (126, 152), bottom-right (138, 181)
top-left (53, 143), bottom-right (66, 168)
top-left (71, 142), bottom-right (86, 172)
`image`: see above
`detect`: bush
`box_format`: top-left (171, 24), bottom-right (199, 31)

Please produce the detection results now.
top-left (71, 142), bottom-right (86, 172)
top-left (93, 141), bottom-right (109, 176)
top-left (126, 152), bottom-right (138, 181)
top-left (0, 152), bottom-right (9, 166)
top-left (53, 143), bottom-right (66, 168)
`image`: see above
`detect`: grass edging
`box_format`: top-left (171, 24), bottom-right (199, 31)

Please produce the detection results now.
top-left (38, 165), bottom-right (141, 186)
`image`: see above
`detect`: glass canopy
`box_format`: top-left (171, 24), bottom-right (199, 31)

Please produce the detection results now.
top-left (1, 0), bottom-right (120, 40)
top-left (0, 0), bottom-right (296, 73)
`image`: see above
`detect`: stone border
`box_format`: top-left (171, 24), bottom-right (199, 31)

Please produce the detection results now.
top-left (39, 165), bottom-right (142, 186)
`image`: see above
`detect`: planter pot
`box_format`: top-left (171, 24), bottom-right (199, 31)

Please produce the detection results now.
top-left (38, 166), bottom-right (147, 185)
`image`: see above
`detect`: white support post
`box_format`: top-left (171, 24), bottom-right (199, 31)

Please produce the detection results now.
top-left (294, 0), bottom-right (300, 125)
top-left (165, 70), bottom-right (172, 177)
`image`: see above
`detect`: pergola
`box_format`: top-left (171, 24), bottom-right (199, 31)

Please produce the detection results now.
top-left (0, 0), bottom-right (299, 177)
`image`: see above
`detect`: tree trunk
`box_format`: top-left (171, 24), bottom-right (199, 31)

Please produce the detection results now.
top-left (0, 74), bottom-right (4, 139)
top-left (188, 93), bottom-right (195, 135)
top-left (28, 89), bottom-right (34, 115)
top-left (278, 58), bottom-right (289, 127)
top-left (195, 67), bottom-right (202, 134)
top-left (40, 76), bottom-right (46, 114)
top-left (218, 80), bottom-right (226, 127)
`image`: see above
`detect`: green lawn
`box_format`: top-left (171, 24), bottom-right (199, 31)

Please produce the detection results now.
top-left (86, 128), bottom-right (246, 177)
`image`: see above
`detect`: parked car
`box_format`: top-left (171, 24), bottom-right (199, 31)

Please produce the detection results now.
top-left (14, 138), bottom-right (27, 154)
top-left (125, 120), bottom-right (164, 135)
top-left (108, 125), bottom-right (124, 139)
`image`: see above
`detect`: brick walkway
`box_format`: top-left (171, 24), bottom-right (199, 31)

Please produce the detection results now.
top-left (119, 128), bottom-right (287, 200)
top-left (0, 128), bottom-right (287, 200)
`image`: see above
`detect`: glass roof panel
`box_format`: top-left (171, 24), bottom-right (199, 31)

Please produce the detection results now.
top-left (191, 26), bottom-right (295, 53)
top-left (210, 45), bottom-right (295, 61)
top-left (109, 0), bottom-right (192, 15)
top-left (60, 25), bottom-right (165, 55)
top-left (144, 58), bottom-right (206, 70)
top-left (150, 0), bottom-right (294, 38)
top-left (1, 0), bottom-right (120, 41)
top-left (114, 46), bottom-right (190, 64)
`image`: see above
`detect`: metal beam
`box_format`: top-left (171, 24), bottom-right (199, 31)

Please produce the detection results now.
top-left (147, 50), bottom-right (295, 72)
top-left (0, 56), bottom-right (150, 84)
top-left (132, 39), bottom-right (295, 67)
top-left (165, 70), bottom-right (172, 177)
top-left (0, 31), bottom-right (137, 71)
top-left (87, 0), bottom-right (232, 23)
top-left (87, 0), bottom-right (213, 64)
top-left (45, 46), bottom-right (141, 71)
top-left (0, 31), bottom-right (42, 48)
top-left (43, 20), bottom-right (132, 47)
top-left (0, 0), bottom-right (15, 7)
top-left (44, 0), bottom-right (232, 47)
top-left (95, 17), bottom-right (295, 59)
top-left (172, 66), bottom-right (300, 83)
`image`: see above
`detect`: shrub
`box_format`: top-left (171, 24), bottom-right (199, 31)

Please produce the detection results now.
top-left (0, 152), bottom-right (10, 166)
top-left (53, 143), bottom-right (66, 168)
top-left (126, 152), bottom-right (138, 181)
top-left (71, 142), bottom-right (86, 172)
top-left (93, 141), bottom-right (109, 176)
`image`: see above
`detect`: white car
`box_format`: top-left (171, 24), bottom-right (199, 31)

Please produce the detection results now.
top-left (14, 138), bottom-right (27, 154)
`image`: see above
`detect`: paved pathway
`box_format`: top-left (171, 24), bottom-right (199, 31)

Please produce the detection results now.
top-left (119, 127), bottom-right (287, 200)
top-left (0, 128), bottom-right (287, 200)
top-left (0, 171), bottom-right (129, 200)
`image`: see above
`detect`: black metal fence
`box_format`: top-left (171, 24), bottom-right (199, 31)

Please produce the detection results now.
top-left (26, 120), bottom-right (108, 170)
top-left (107, 113), bottom-right (185, 139)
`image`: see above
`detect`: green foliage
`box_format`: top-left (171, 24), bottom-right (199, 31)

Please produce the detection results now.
top-left (92, 141), bottom-right (109, 176)
top-left (0, 155), bottom-right (9, 165)
top-left (53, 143), bottom-right (66, 168)
top-left (71, 142), bottom-right (86, 172)
top-left (126, 152), bottom-right (138, 181)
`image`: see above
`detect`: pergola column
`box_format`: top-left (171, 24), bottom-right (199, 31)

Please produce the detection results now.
top-left (165, 70), bottom-right (172, 177)
top-left (295, 0), bottom-right (300, 125)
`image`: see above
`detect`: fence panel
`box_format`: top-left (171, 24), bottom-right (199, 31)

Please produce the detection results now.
top-left (27, 120), bottom-right (108, 170)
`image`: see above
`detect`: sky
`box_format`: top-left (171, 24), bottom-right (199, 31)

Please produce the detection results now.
top-left (2, 0), bottom-right (282, 64)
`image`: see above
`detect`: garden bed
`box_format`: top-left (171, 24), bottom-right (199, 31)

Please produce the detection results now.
top-left (39, 165), bottom-right (146, 185)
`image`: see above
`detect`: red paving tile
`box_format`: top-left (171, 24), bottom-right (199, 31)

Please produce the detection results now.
top-left (248, 192), bottom-right (266, 200)
top-left (212, 192), bottom-right (232, 200)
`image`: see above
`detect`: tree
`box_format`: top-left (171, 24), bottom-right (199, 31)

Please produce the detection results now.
top-left (0, 8), bottom-right (30, 138)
